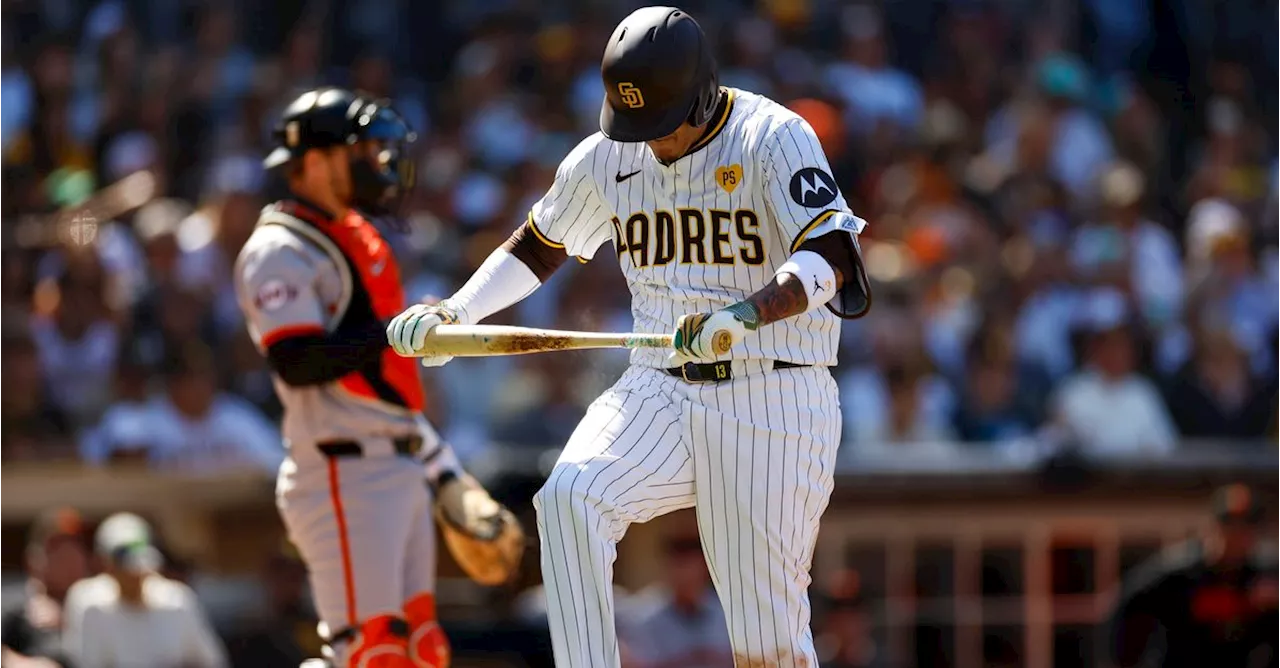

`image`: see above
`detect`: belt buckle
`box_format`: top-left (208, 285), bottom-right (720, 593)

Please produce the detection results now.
top-left (681, 361), bottom-right (731, 383)
top-left (680, 362), bottom-right (707, 383)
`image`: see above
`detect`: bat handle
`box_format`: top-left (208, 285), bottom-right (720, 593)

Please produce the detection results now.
top-left (711, 329), bottom-right (734, 356)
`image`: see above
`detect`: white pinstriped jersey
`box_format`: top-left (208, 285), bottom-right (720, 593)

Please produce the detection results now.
top-left (529, 87), bottom-right (867, 368)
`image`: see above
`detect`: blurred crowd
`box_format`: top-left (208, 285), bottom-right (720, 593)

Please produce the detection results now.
top-left (1, 0), bottom-right (1277, 468)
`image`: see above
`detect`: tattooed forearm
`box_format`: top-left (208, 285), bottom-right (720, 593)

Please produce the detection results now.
top-left (725, 235), bottom-right (851, 327)
top-left (744, 250), bottom-right (846, 327)
top-left (746, 272), bottom-right (809, 325)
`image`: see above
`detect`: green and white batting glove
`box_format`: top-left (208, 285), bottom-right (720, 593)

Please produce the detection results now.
top-left (387, 299), bottom-right (466, 367)
top-left (671, 302), bottom-right (760, 361)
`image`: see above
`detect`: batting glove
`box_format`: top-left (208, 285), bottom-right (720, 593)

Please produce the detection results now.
top-left (387, 299), bottom-right (465, 367)
top-left (672, 302), bottom-right (760, 361)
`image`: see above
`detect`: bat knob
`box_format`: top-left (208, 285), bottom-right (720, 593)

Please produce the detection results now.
top-left (711, 330), bottom-right (734, 356)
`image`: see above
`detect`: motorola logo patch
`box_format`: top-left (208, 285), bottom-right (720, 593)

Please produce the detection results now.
top-left (789, 168), bottom-right (838, 208)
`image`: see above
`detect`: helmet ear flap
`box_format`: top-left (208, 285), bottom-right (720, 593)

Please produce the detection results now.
top-left (686, 79), bottom-right (720, 127)
top-left (685, 45), bottom-right (720, 128)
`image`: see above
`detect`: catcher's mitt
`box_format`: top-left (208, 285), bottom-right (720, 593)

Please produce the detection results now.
top-left (434, 472), bottom-right (524, 586)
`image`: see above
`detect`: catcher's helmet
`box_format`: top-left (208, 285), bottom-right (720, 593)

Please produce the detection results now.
top-left (264, 87), bottom-right (417, 215)
top-left (599, 6), bottom-right (719, 142)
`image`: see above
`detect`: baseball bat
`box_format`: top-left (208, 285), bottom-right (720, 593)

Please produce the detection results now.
top-left (415, 324), bottom-right (674, 357)
top-left (9, 171), bottom-right (157, 250)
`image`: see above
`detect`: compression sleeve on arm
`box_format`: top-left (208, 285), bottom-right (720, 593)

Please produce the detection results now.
top-left (795, 226), bottom-right (872, 319)
top-left (775, 250), bottom-right (839, 314)
top-left (448, 246), bottom-right (545, 324)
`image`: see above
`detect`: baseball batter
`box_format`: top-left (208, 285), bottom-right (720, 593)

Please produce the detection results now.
top-left (388, 7), bottom-right (870, 668)
top-left (236, 88), bottom-right (522, 668)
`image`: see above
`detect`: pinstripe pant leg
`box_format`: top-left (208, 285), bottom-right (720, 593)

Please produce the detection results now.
top-left (534, 368), bottom-right (693, 668)
top-left (685, 367), bottom-right (840, 668)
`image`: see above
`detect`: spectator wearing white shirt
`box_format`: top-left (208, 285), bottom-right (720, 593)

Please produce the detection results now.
top-left (1071, 162), bottom-right (1184, 328)
top-left (1184, 199), bottom-right (1278, 375)
top-left (62, 513), bottom-right (227, 668)
top-left (1052, 291), bottom-right (1178, 455)
top-left (80, 344), bottom-right (283, 474)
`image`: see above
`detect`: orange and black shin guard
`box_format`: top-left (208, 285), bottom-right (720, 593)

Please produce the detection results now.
top-left (404, 593), bottom-right (450, 668)
top-left (344, 615), bottom-right (412, 668)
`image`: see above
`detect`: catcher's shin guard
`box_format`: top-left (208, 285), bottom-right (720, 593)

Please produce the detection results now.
top-left (405, 592), bottom-right (450, 667)
top-left (337, 615), bottom-right (414, 668)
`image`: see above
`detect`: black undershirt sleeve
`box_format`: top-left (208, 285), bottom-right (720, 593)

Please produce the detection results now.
top-left (501, 222), bottom-right (568, 282)
top-left (265, 319), bottom-right (387, 386)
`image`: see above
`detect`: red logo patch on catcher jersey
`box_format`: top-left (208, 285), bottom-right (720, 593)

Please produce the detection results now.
top-left (254, 279), bottom-right (298, 311)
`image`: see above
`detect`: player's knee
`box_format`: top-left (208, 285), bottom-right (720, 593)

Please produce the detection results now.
top-left (338, 614), bottom-right (414, 668)
top-left (404, 593), bottom-right (450, 668)
top-left (533, 465), bottom-right (589, 519)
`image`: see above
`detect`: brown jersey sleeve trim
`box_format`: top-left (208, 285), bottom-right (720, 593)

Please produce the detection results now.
top-left (502, 219), bottom-right (570, 282)
top-left (524, 212), bottom-right (566, 249)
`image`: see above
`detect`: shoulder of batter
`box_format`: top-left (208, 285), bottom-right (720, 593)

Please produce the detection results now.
top-left (563, 131), bottom-right (610, 178)
top-left (725, 91), bottom-right (807, 182)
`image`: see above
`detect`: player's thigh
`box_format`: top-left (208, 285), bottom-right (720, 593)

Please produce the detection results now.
top-left (686, 368), bottom-right (839, 654)
top-left (688, 366), bottom-right (840, 536)
top-left (278, 456), bottom-right (422, 625)
top-left (401, 482), bottom-right (436, 603)
top-left (536, 367), bottom-right (695, 536)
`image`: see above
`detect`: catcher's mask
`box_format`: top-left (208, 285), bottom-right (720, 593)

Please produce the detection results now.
top-left (264, 87), bottom-right (418, 218)
top-left (346, 100), bottom-right (417, 217)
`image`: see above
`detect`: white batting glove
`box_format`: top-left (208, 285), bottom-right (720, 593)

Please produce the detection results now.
top-left (671, 303), bottom-right (759, 361)
top-left (387, 299), bottom-right (465, 367)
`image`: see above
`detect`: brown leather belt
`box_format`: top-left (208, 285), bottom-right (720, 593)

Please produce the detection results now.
top-left (663, 360), bottom-right (808, 384)
top-left (317, 436), bottom-right (423, 459)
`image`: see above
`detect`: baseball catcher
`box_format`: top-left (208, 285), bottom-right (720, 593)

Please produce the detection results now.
top-left (235, 87), bottom-right (522, 668)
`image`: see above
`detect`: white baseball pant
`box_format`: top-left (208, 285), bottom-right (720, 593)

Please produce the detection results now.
top-left (533, 363), bottom-right (840, 667)
top-left (277, 453), bottom-right (437, 662)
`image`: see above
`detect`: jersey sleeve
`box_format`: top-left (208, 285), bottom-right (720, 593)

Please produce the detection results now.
top-left (528, 136), bottom-right (614, 260)
top-left (235, 239), bottom-right (326, 349)
top-left (762, 117), bottom-right (867, 253)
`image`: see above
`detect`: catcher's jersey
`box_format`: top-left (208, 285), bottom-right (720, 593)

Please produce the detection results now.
top-left (530, 87), bottom-right (866, 368)
top-left (235, 200), bottom-right (426, 449)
